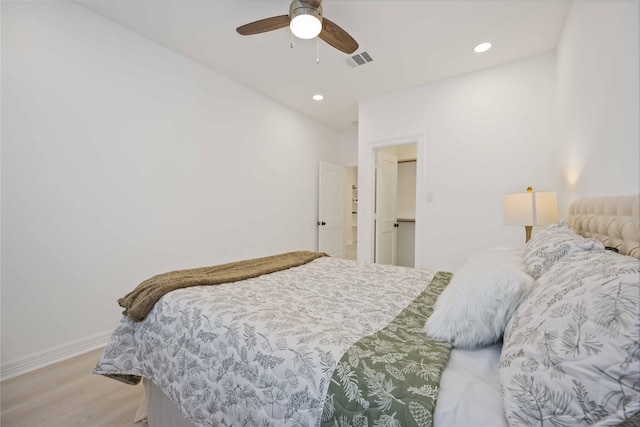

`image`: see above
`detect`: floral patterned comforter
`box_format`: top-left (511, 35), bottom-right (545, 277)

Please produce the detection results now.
top-left (94, 257), bottom-right (447, 426)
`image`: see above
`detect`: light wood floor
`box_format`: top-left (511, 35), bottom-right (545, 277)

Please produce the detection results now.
top-left (1, 348), bottom-right (146, 427)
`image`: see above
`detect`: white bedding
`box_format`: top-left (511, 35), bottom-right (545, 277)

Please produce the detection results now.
top-left (435, 345), bottom-right (507, 426)
top-left (139, 345), bottom-right (507, 427)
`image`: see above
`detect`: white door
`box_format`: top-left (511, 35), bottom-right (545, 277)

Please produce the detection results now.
top-left (318, 161), bottom-right (345, 257)
top-left (374, 151), bottom-right (398, 265)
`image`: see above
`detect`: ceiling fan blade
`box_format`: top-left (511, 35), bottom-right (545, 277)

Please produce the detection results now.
top-left (236, 15), bottom-right (290, 36)
top-left (319, 18), bottom-right (359, 54)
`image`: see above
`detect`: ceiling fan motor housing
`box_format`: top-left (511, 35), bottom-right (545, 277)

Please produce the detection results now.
top-left (289, 1), bottom-right (323, 39)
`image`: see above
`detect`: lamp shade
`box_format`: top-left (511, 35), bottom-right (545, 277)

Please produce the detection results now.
top-left (504, 191), bottom-right (558, 226)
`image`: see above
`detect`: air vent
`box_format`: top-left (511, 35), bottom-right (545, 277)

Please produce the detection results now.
top-left (346, 51), bottom-right (374, 68)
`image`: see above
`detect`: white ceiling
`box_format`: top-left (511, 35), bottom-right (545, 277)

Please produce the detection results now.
top-left (77, 0), bottom-right (571, 132)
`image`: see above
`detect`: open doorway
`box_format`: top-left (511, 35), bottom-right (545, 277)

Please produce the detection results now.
top-left (356, 135), bottom-right (424, 267)
top-left (373, 144), bottom-right (417, 266)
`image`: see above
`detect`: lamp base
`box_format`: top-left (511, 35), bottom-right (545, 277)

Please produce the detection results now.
top-left (525, 225), bottom-right (533, 243)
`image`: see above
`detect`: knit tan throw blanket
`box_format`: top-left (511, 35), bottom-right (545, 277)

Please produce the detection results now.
top-left (118, 251), bottom-right (328, 322)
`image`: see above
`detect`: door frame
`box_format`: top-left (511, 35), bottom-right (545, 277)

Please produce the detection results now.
top-left (357, 134), bottom-right (425, 267)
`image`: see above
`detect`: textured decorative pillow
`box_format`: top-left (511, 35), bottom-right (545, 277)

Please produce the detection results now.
top-left (500, 250), bottom-right (640, 425)
top-left (523, 220), bottom-right (604, 279)
top-left (424, 248), bottom-right (534, 349)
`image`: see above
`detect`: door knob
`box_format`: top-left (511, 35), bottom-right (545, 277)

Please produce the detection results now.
top-left (394, 223), bottom-right (399, 228)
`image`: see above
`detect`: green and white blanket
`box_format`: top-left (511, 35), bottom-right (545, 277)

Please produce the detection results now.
top-left (95, 257), bottom-right (452, 427)
top-left (322, 272), bottom-right (453, 427)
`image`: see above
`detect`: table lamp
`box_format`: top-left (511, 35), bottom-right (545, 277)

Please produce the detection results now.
top-left (504, 187), bottom-right (558, 242)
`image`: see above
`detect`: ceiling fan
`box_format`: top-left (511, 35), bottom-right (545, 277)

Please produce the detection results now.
top-left (236, 0), bottom-right (359, 54)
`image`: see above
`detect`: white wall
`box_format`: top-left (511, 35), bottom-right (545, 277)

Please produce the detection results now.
top-left (340, 129), bottom-right (358, 166)
top-left (1, 2), bottom-right (340, 371)
top-left (397, 161), bottom-right (416, 219)
top-left (396, 222), bottom-right (415, 268)
top-left (556, 1), bottom-right (639, 209)
top-left (359, 53), bottom-right (558, 271)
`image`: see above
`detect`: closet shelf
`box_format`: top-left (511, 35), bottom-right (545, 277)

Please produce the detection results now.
top-left (397, 218), bottom-right (415, 223)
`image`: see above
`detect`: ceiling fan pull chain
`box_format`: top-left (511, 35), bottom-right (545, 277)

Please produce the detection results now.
top-left (290, 31), bottom-right (294, 49)
top-left (316, 37), bottom-right (320, 64)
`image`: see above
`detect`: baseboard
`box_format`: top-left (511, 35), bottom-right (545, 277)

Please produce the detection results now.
top-left (1, 330), bottom-right (113, 381)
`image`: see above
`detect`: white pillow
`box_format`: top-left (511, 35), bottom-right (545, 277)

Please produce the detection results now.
top-left (424, 248), bottom-right (534, 349)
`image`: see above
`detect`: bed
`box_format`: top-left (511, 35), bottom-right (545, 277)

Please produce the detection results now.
top-left (95, 195), bottom-right (639, 426)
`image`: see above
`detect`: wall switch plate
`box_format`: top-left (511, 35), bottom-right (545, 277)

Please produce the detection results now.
top-left (426, 191), bottom-right (434, 202)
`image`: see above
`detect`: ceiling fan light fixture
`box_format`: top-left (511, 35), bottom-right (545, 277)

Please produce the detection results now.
top-left (289, 1), bottom-right (322, 39)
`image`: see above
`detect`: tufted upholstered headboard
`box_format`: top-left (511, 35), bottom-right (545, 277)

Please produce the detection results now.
top-left (567, 195), bottom-right (640, 259)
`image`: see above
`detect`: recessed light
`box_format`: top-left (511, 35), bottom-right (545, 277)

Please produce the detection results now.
top-left (474, 42), bottom-right (492, 53)
top-left (313, 94), bottom-right (324, 101)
